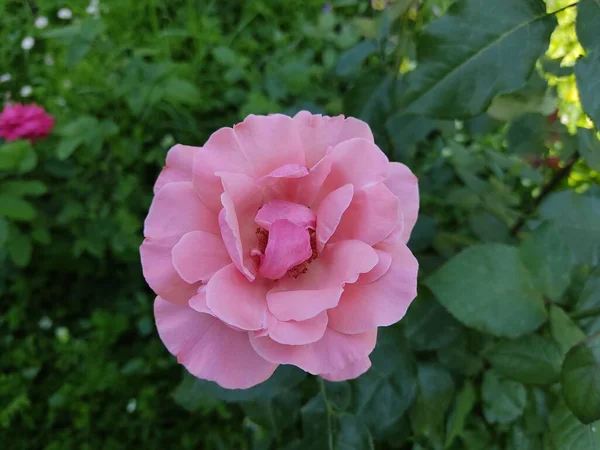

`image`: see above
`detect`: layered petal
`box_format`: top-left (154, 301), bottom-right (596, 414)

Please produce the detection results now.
top-left (320, 357), bottom-right (372, 381)
top-left (140, 236), bottom-right (198, 305)
top-left (255, 200), bottom-right (316, 231)
top-left (155, 297), bottom-right (277, 389)
top-left (266, 311), bottom-right (328, 345)
top-left (332, 182), bottom-right (400, 246)
top-left (259, 220), bottom-right (312, 280)
top-left (250, 327), bottom-right (377, 375)
top-left (233, 114), bottom-right (305, 177)
top-left (188, 287), bottom-right (214, 316)
top-left (356, 249), bottom-right (392, 285)
top-left (385, 162), bottom-right (419, 243)
top-left (154, 144), bottom-right (200, 194)
top-left (316, 184), bottom-right (354, 252)
top-left (171, 231), bottom-right (230, 284)
top-left (267, 240), bottom-right (378, 321)
top-left (328, 242), bottom-right (418, 334)
top-left (144, 182), bottom-right (219, 239)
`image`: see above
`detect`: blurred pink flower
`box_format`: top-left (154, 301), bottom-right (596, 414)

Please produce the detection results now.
top-left (0, 103), bottom-right (55, 142)
top-left (141, 112), bottom-right (419, 389)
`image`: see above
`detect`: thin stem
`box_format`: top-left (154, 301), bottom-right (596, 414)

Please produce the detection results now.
top-left (572, 306), bottom-right (600, 320)
top-left (549, 1), bottom-right (580, 15)
top-left (318, 377), bottom-right (334, 450)
top-left (510, 151), bottom-right (580, 236)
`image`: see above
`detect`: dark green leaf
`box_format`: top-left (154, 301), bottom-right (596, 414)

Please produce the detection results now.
top-left (549, 399), bottom-right (600, 450)
top-left (0, 195), bottom-right (37, 221)
top-left (482, 371), bottom-right (527, 424)
top-left (403, 292), bottom-right (462, 351)
top-left (562, 333), bottom-right (600, 424)
top-left (519, 223), bottom-right (573, 302)
top-left (576, 0), bottom-right (600, 51)
top-left (0, 140), bottom-right (37, 173)
top-left (437, 337), bottom-right (484, 376)
top-left (336, 41), bottom-right (378, 77)
top-left (0, 218), bottom-right (7, 247)
top-left (324, 381), bottom-right (352, 411)
top-left (576, 269), bottom-right (600, 335)
top-left (541, 57), bottom-right (575, 77)
top-left (408, 214), bottom-right (437, 252)
top-left (353, 327), bottom-right (417, 437)
top-left (242, 390), bottom-right (302, 436)
top-left (550, 305), bottom-right (586, 355)
top-left (385, 113), bottom-right (445, 158)
top-left (301, 393), bottom-right (333, 449)
top-left (0, 181), bottom-right (47, 197)
top-left (576, 51), bottom-right (600, 129)
top-left (468, 211), bottom-right (511, 243)
top-left (8, 231), bottom-right (33, 267)
top-left (445, 381), bottom-right (476, 448)
top-left (579, 128), bottom-right (600, 172)
top-left (335, 414), bottom-right (374, 450)
top-left (508, 113), bottom-right (549, 155)
top-left (426, 244), bottom-right (547, 337)
top-left (164, 78), bottom-right (202, 105)
top-left (506, 425), bottom-right (542, 450)
top-left (540, 191), bottom-right (600, 266)
top-left (397, 0), bottom-right (555, 118)
top-left (483, 334), bottom-right (562, 385)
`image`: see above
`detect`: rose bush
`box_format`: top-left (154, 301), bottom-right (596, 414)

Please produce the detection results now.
top-left (141, 112), bottom-right (419, 388)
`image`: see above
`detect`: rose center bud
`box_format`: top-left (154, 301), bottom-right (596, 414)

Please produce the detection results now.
top-left (252, 200), bottom-right (317, 280)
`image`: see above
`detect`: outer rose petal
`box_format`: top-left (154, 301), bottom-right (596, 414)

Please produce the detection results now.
top-left (192, 127), bottom-right (253, 212)
top-left (140, 236), bottom-right (199, 305)
top-left (328, 242), bottom-right (418, 334)
top-left (255, 200), bottom-right (316, 231)
top-left (320, 357), bottom-right (372, 381)
top-left (206, 264), bottom-right (270, 331)
top-left (259, 220), bottom-right (312, 280)
top-left (233, 114), bottom-right (305, 177)
top-left (266, 240), bottom-right (378, 321)
top-left (294, 111), bottom-right (374, 168)
top-left (154, 145), bottom-right (200, 194)
top-left (356, 249), bottom-right (393, 285)
top-left (266, 311), bottom-right (328, 345)
top-left (385, 162), bottom-right (419, 243)
top-left (144, 182), bottom-right (219, 239)
top-left (188, 287), bottom-right (214, 316)
top-left (171, 231), bottom-right (230, 284)
top-left (250, 327), bottom-right (377, 375)
top-left (155, 297), bottom-right (277, 389)
top-left (316, 184), bottom-right (354, 253)
top-left (333, 182), bottom-right (400, 246)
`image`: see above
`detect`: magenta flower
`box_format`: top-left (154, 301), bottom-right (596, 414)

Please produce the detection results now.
top-left (141, 112), bottom-right (419, 389)
top-left (0, 103), bottom-right (55, 142)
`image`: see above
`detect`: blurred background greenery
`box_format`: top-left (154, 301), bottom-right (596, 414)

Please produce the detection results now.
top-left (1, 0), bottom-right (600, 449)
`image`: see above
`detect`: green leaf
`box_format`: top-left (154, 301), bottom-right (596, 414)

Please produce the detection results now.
top-left (403, 292), bottom-right (462, 351)
top-left (164, 78), bottom-right (202, 105)
top-left (540, 191), bottom-right (600, 266)
top-left (397, 0), bottom-right (555, 119)
top-left (336, 41), bottom-right (378, 77)
top-left (550, 305), bottom-right (586, 355)
top-left (0, 181), bottom-right (47, 197)
top-left (353, 327), bottom-right (417, 437)
top-left (324, 381), bottom-right (352, 411)
top-left (335, 414), bottom-right (374, 450)
top-left (0, 217), bottom-right (8, 246)
top-left (0, 195), bottom-right (37, 221)
top-left (576, 51), bottom-right (600, 129)
top-left (483, 334), bottom-right (563, 385)
top-left (0, 140), bottom-right (37, 173)
top-left (549, 399), bottom-right (600, 450)
top-left (508, 113), bottom-right (549, 155)
top-left (409, 363), bottom-right (455, 447)
top-left (579, 128), bottom-right (600, 172)
top-left (519, 223), bottom-right (573, 302)
top-left (301, 393), bottom-right (332, 449)
top-left (8, 230), bottom-right (32, 267)
top-left (541, 57), bottom-right (574, 77)
top-left (506, 425), bottom-right (542, 450)
top-left (576, 269), bottom-right (600, 335)
top-left (408, 214), bottom-right (437, 252)
top-left (426, 244), bottom-right (547, 337)
top-left (482, 371), bottom-right (527, 424)
top-left (576, 0), bottom-right (600, 51)
top-left (212, 46), bottom-right (240, 66)
top-left (445, 381), bottom-right (476, 448)
top-left (562, 333), bottom-right (600, 424)
top-left (437, 337), bottom-right (484, 376)
top-left (242, 390), bottom-right (302, 437)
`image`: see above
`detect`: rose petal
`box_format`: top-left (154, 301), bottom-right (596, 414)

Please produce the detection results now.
top-left (140, 236), bottom-right (199, 305)
top-left (172, 231), bottom-right (230, 284)
top-left (266, 310), bottom-right (328, 345)
top-left (320, 356), bottom-right (372, 381)
top-left (206, 264), bottom-right (270, 331)
top-left (144, 182), bottom-right (219, 239)
top-left (250, 327), bottom-right (377, 375)
top-left (267, 240), bottom-right (378, 321)
top-left (355, 249), bottom-right (392, 285)
top-left (154, 144), bottom-right (200, 194)
top-left (328, 242), bottom-right (418, 334)
top-left (255, 200), bottom-right (316, 231)
top-left (259, 219), bottom-right (312, 280)
top-left (188, 287), bottom-right (214, 316)
top-left (385, 162), bottom-right (419, 243)
top-left (316, 184), bottom-right (354, 252)
top-left (333, 182), bottom-right (400, 246)
top-left (155, 297), bottom-right (277, 389)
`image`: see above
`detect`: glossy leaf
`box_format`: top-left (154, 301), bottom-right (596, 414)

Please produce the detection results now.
top-left (550, 305), bottom-right (586, 355)
top-left (482, 371), bottom-right (526, 424)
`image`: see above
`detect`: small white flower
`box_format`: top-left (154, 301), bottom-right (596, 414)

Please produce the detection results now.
top-left (35, 16), bottom-right (49, 29)
top-left (20, 85), bottom-right (33, 97)
top-left (126, 399), bottom-right (137, 413)
top-left (39, 316), bottom-right (53, 330)
top-left (44, 54), bottom-right (55, 66)
top-left (57, 8), bottom-right (72, 19)
top-left (0, 73), bottom-right (11, 83)
top-left (21, 36), bottom-right (35, 51)
top-left (86, 4), bottom-right (99, 15)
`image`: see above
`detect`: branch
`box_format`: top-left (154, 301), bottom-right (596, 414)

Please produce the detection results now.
top-left (510, 151), bottom-right (580, 236)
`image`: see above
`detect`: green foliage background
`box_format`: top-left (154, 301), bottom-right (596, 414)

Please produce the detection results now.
top-left (2, 0), bottom-right (600, 448)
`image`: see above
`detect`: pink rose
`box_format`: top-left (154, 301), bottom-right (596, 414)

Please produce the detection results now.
top-left (0, 103), bottom-right (55, 142)
top-left (141, 112), bottom-right (419, 389)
